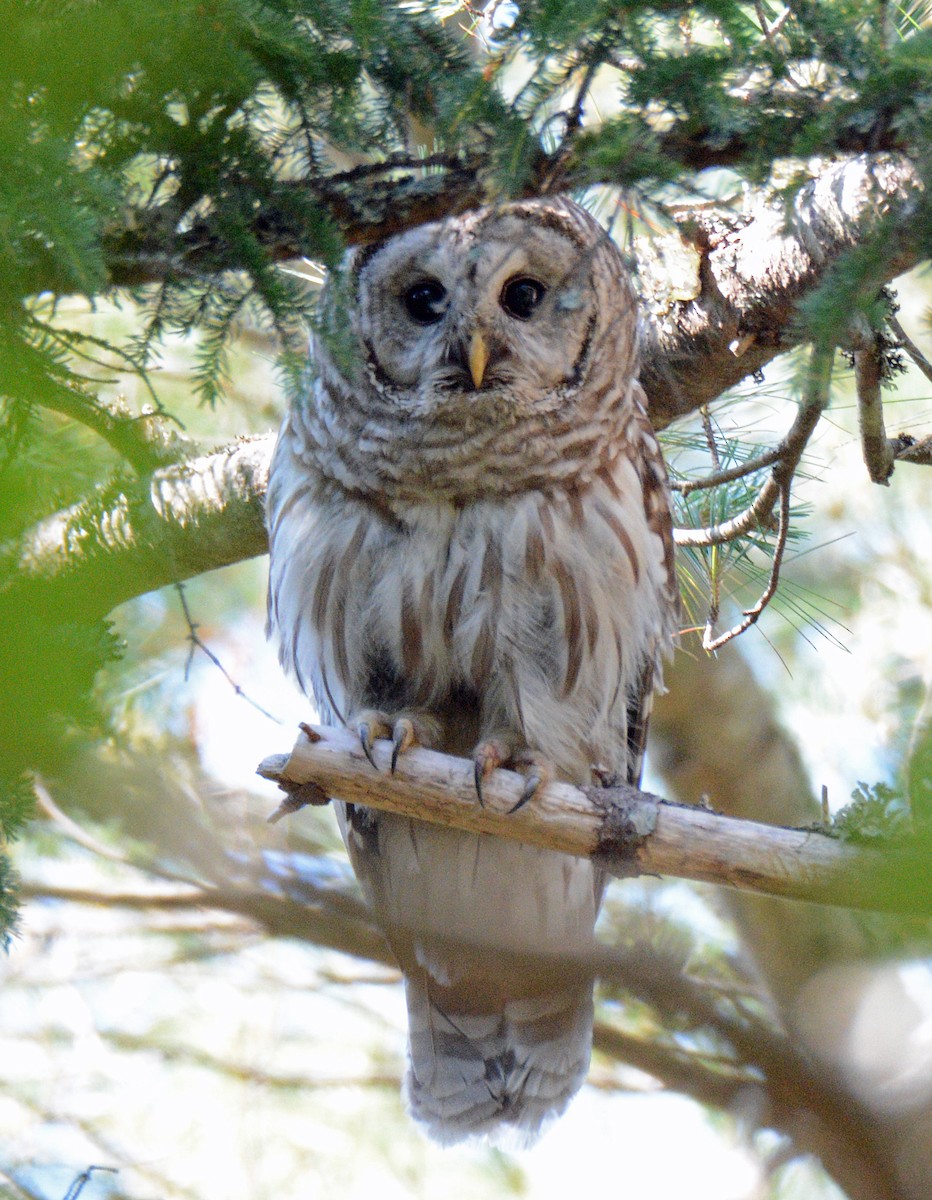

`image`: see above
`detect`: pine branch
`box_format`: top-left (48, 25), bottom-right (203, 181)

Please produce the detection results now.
top-left (32, 389), bottom-right (190, 474)
top-left (98, 153), bottom-right (922, 431)
top-left (101, 158), bottom-right (492, 286)
top-left (639, 153), bottom-right (923, 428)
top-left (4, 157), bottom-right (928, 624)
top-left (257, 724), bottom-right (927, 917)
top-left (0, 434), bottom-right (272, 623)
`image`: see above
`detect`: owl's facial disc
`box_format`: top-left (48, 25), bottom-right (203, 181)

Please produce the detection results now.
top-left (353, 210), bottom-right (604, 409)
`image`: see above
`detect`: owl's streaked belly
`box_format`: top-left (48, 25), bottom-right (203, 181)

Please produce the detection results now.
top-left (269, 466), bottom-right (667, 785)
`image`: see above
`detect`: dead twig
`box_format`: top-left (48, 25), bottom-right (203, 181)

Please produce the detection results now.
top-left (176, 582), bottom-right (282, 724)
top-left (702, 478), bottom-right (792, 650)
top-left (691, 341), bottom-right (834, 644)
top-left (888, 314), bottom-right (932, 384)
top-left (850, 317), bottom-right (895, 484)
top-left (670, 445), bottom-right (783, 495)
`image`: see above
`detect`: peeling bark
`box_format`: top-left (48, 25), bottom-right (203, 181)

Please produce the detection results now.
top-left (639, 154), bottom-right (923, 427)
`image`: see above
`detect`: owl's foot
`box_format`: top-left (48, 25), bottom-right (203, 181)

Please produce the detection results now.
top-left (353, 710), bottom-right (439, 774)
top-left (473, 733), bottom-right (552, 813)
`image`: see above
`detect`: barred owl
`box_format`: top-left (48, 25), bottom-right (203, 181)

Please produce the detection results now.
top-left (267, 197), bottom-right (678, 1144)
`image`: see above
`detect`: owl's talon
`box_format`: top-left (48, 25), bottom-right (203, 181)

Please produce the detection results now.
top-left (473, 758), bottom-right (487, 808)
top-left (508, 771), bottom-right (541, 814)
top-left (358, 722), bottom-right (379, 771)
top-left (353, 710), bottom-right (432, 773)
top-left (473, 742), bottom-right (505, 807)
top-left (390, 718), bottom-right (416, 774)
top-left (473, 739), bottom-right (552, 813)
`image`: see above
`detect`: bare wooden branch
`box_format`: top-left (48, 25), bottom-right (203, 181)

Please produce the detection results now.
top-left (701, 479), bottom-right (792, 650)
top-left (892, 433), bottom-right (932, 465)
top-left (673, 477), bottom-right (779, 547)
top-left (257, 723), bottom-right (925, 916)
top-left (889, 313), bottom-right (932, 384)
top-left (669, 445), bottom-right (783, 495)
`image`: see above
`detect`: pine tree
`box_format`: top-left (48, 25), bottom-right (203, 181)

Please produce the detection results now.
top-left (2, 5), bottom-right (931, 1196)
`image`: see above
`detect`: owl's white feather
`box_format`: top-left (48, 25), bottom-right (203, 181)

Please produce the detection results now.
top-left (267, 197), bottom-right (678, 1144)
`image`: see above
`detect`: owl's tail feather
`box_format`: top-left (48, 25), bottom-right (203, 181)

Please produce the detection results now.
top-left (404, 972), bottom-right (593, 1146)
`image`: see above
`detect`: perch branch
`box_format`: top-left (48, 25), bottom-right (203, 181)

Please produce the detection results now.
top-left (257, 723), bottom-right (927, 916)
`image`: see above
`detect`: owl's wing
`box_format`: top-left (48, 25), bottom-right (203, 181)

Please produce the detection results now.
top-left (625, 660), bottom-right (656, 788)
top-left (624, 384), bottom-right (681, 788)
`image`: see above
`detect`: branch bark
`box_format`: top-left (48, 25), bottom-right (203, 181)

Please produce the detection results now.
top-left (0, 434), bottom-right (272, 623)
top-left (639, 154), bottom-right (923, 427)
top-left (101, 157), bottom-right (493, 286)
top-left (257, 723), bottom-right (925, 917)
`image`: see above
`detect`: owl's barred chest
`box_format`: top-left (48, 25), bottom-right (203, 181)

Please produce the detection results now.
top-left (293, 463), bottom-right (667, 769)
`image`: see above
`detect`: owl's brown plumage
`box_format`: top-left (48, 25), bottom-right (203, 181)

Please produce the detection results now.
top-left (267, 197), bottom-right (678, 1143)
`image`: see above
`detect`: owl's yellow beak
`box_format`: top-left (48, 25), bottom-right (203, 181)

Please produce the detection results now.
top-left (468, 330), bottom-right (489, 389)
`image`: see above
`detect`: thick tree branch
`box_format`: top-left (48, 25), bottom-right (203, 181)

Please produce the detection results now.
top-left (36, 391), bottom-right (191, 474)
top-left (638, 154), bottom-right (922, 427)
top-left (100, 152), bottom-right (922, 429)
top-left (257, 724), bottom-right (926, 917)
top-left (6, 156), bottom-right (928, 623)
top-left (0, 434), bottom-right (272, 623)
top-left (102, 157), bottom-right (493, 286)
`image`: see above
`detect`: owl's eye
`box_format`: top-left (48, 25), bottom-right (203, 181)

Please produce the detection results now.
top-left (403, 280), bottom-right (448, 325)
top-left (500, 276), bottom-right (547, 320)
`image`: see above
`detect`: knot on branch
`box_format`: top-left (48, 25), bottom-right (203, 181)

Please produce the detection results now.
top-left (585, 783), bottom-right (660, 878)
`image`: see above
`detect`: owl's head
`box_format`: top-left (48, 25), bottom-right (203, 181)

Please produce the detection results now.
top-left (311, 197), bottom-right (642, 502)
